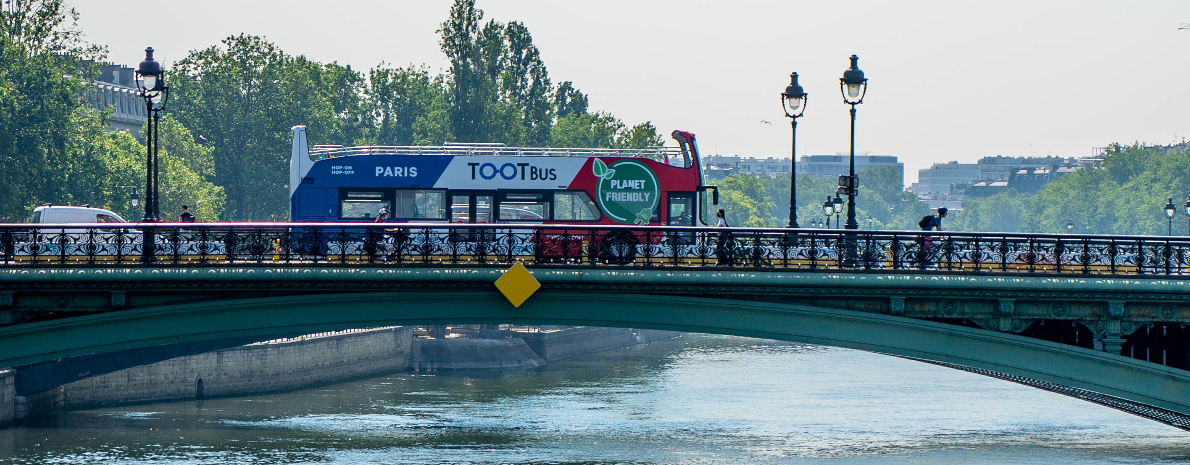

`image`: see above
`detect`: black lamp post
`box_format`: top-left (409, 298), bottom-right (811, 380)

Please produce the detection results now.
top-left (1066, 219), bottom-right (1074, 233)
top-left (832, 194), bottom-right (844, 230)
top-left (135, 47), bottom-right (169, 263)
top-left (135, 47), bottom-right (170, 222)
top-left (129, 188), bottom-right (141, 208)
top-left (822, 196), bottom-right (835, 229)
top-left (839, 54), bottom-right (867, 230)
top-left (1165, 198), bottom-right (1176, 235)
top-left (1183, 196), bottom-right (1190, 235)
top-left (782, 73), bottom-right (807, 228)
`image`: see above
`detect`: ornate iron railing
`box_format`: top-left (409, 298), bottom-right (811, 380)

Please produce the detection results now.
top-left (0, 223), bottom-right (1187, 276)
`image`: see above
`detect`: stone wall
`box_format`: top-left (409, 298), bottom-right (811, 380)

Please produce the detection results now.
top-left (515, 327), bottom-right (678, 362)
top-left (410, 338), bottom-right (545, 371)
top-left (0, 369), bottom-right (14, 426)
top-left (60, 327), bottom-right (413, 409)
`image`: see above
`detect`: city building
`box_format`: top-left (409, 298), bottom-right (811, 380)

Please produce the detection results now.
top-left (702, 153), bottom-right (904, 185)
top-left (797, 154), bottom-right (903, 182)
top-left (911, 161), bottom-right (980, 195)
top-left (913, 155), bottom-right (1082, 197)
top-left (82, 63), bottom-right (147, 136)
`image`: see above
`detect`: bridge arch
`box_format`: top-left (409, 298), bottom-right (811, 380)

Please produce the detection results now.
top-left (2, 290), bottom-right (1188, 425)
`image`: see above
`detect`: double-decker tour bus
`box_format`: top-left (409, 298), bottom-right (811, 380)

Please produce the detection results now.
top-left (288, 126), bottom-right (716, 228)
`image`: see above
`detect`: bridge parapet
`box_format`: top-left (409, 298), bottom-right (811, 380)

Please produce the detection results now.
top-left (2, 223), bottom-right (1189, 276)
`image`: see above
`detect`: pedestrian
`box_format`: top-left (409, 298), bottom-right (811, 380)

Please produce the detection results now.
top-left (714, 208), bottom-right (734, 264)
top-left (375, 207), bottom-right (389, 223)
top-left (917, 207), bottom-right (948, 268)
top-left (921, 207), bottom-right (947, 231)
top-left (178, 205), bottom-right (195, 223)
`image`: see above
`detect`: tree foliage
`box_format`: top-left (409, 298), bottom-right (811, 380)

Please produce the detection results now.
top-left (1023, 143), bottom-right (1190, 235)
top-left (716, 165), bottom-right (928, 230)
top-left (0, 0), bottom-right (104, 221)
top-left (168, 34), bottom-right (367, 219)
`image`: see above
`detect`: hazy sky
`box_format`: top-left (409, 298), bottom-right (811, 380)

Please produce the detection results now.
top-left (74, 0), bottom-right (1189, 184)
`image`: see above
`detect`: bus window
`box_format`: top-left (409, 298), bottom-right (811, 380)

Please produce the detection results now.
top-left (341, 191), bottom-right (389, 220)
top-left (451, 194), bottom-right (470, 222)
top-left (552, 191), bottom-right (601, 221)
top-left (394, 189), bottom-right (446, 220)
top-left (667, 192), bottom-right (695, 226)
top-left (499, 192), bottom-right (548, 222)
top-left (476, 194), bottom-right (493, 223)
top-left (450, 192), bottom-right (496, 223)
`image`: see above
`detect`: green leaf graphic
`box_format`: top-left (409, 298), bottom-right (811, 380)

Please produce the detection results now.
top-left (604, 168), bottom-right (615, 179)
top-left (593, 159), bottom-right (608, 178)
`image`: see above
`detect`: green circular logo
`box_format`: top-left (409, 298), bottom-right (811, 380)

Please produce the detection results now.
top-left (593, 159), bottom-right (659, 224)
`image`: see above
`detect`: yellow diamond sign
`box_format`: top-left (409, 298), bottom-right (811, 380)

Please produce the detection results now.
top-left (495, 262), bottom-right (540, 308)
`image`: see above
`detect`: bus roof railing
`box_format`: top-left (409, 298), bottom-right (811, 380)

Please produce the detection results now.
top-left (308, 144), bottom-right (692, 167)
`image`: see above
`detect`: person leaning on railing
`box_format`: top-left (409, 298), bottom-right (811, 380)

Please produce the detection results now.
top-left (917, 207), bottom-right (947, 268)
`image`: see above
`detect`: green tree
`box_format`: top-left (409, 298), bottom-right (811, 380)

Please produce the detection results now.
top-left (553, 81), bottom-right (587, 118)
top-left (947, 189), bottom-right (1029, 232)
top-left (717, 174), bottom-right (778, 227)
top-left (1023, 143), bottom-right (1190, 235)
top-left (0, 0), bottom-right (106, 221)
top-left (616, 122), bottom-right (664, 149)
top-left (365, 64), bottom-right (442, 145)
top-left (168, 34), bottom-right (367, 219)
top-left (549, 112), bottom-right (622, 148)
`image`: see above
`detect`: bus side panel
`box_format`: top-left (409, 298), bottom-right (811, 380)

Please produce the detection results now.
top-left (294, 187), bottom-right (332, 221)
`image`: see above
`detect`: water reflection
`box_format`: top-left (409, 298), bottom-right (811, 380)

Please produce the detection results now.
top-left (2, 335), bottom-right (1188, 464)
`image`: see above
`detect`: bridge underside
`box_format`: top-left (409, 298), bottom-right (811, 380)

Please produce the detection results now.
top-left (3, 267), bottom-right (1190, 430)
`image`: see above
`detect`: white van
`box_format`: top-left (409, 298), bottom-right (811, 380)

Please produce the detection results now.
top-left (31, 205), bottom-right (128, 224)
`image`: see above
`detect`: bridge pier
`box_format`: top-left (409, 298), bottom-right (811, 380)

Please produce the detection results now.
top-left (0, 369), bottom-right (13, 427)
top-left (1103, 301), bottom-right (1127, 355)
top-left (997, 299), bottom-right (1015, 332)
top-left (0, 291), bottom-right (11, 326)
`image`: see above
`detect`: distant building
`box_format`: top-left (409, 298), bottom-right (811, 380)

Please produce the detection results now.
top-left (913, 155), bottom-right (1082, 198)
top-left (975, 155), bottom-right (1077, 183)
top-left (797, 154), bottom-right (903, 182)
top-left (82, 63), bottom-right (148, 136)
top-left (917, 193), bottom-right (964, 212)
top-left (703, 155), bottom-right (792, 179)
top-left (912, 161), bottom-right (979, 195)
top-left (701, 153), bottom-right (905, 186)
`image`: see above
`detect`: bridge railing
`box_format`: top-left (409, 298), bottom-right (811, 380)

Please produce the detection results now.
top-left (0, 223), bottom-right (1187, 276)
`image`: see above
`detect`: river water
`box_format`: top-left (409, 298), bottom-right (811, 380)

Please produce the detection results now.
top-left (2, 334), bottom-right (1188, 464)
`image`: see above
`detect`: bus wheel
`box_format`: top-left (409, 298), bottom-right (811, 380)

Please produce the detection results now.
top-left (599, 232), bottom-right (638, 265)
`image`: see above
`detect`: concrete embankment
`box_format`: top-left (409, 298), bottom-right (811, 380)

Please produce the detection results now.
top-left (407, 328), bottom-right (679, 371)
top-left (6, 327), bottom-right (413, 422)
top-left (0, 369), bottom-right (14, 426)
top-left (514, 327), bottom-right (678, 362)
top-left (410, 338), bottom-right (545, 371)
top-left (0, 326), bottom-right (677, 426)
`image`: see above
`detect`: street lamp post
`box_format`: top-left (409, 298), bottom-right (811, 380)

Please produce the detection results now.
top-left (135, 47), bottom-right (170, 263)
top-left (832, 194), bottom-right (844, 231)
top-left (822, 196), bottom-right (835, 229)
top-left (1165, 198), bottom-right (1177, 235)
top-left (1066, 219), bottom-right (1074, 233)
top-left (1183, 196), bottom-right (1190, 235)
top-left (135, 47), bottom-right (170, 221)
top-left (781, 73), bottom-right (807, 228)
top-left (839, 54), bottom-right (868, 230)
